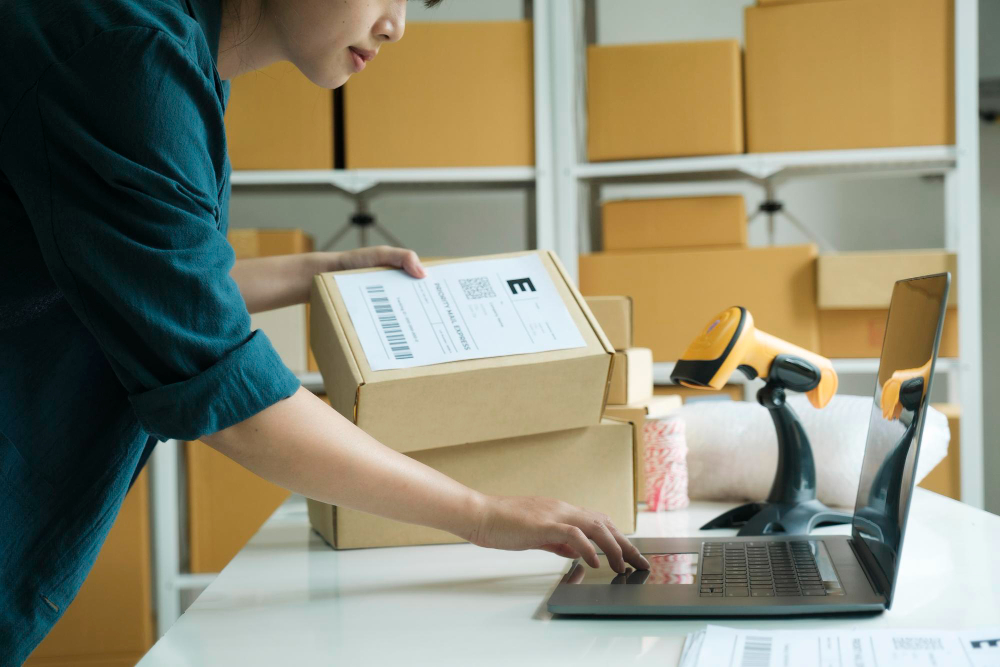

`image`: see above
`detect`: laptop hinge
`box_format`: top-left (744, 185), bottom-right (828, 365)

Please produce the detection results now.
top-left (848, 538), bottom-right (890, 605)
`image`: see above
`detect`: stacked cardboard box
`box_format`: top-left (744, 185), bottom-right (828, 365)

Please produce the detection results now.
top-left (745, 0), bottom-right (953, 152)
top-left (602, 196), bottom-right (747, 252)
top-left (587, 296), bottom-right (681, 503)
top-left (344, 21), bottom-right (534, 168)
top-left (587, 40), bottom-right (744, 161)
top-left (307, 251), bottom-right (636, 548)
top-left (224, 61), bottom-right (334, 170)
top-left (817, 250), bottom-right (958, 358)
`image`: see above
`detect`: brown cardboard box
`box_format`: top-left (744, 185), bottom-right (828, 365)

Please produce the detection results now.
top-left (918, 403), bottom-right (960, 500)
top-left (819, 308), bottom-right (958, 358)
top-left (745, 0), bottom-right (954, 152)
top-left (310, 251), bottom-right (614, 454)
top-left (26, 473), bottom-right (153, 666)
top-left (186, 441), bottom-right (291, 573)
top-left (817, 250), bottom-right (958, 309)
top-left (307, 420), bottom-right (636, 549)
top-left (585, 296), bottom-right (633, 350)
top-left (344, 21), bottom-right (534, 168)
top-left (587, 40), bottom-right (744, 161)
top-left (655, 384), bottom-right (746, 402)
top-left (758, 0), bottom-right (840, 5)
top-left (228, 228), bottom-right (314, 259)
top-left (224, 61), bottom-right (334, 170)
top-left (604, 395), bottom-right (683, 502)
top-left (602, 196), bottom-right (747, 251)
top-left (608, 348), bottom-right (654, 405)
top-left (579, 245), bottom-right (820, 361)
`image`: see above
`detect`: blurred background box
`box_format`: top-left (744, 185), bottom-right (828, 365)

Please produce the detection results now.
top-left (745, 0), bottom-right (954, 152)
top-left (579, 244), bottom-right (820, 361)
top-left (186, 441), bottom-right (291, 574)
top-left (602, 196), bottom-right (747, 251)
top-left (344, 21), bottom-right (534, 168)
top-left (817, 250), bottom-right (957, 309)
top-left (307, 420), bottom-right (635, 549)
top-left (604, 395), bottom-right (682, 503)
top-left (26, 473), bottom-right (152, 667)
top-left (223, 61), bottom-right (334, 170)
top-left (655, 384), bottom-right (745, 403)
top-left (817, 250), bottom-right (958, 358)
top-left (587, 39), bottom-right (744, 161)
top-left (584, 296), bottom-right (633, 350)
top-left (607, 348), bottom-right (654, 405)
top-left (819, 308), bottom-right (958, 358)
top-left (918, 403), bottom-right (961, 500)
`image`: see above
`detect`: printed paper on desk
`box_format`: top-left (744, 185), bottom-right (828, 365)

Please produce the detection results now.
top-left (334, 254), bottom-right (587, 371)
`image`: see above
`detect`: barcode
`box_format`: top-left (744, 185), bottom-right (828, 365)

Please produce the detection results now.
top-left (459, 276), bottom-right (496, 300)
top-left (366, 285), bottom-right (412, 360)
top-left (739, 636), bottom-right (772, 667)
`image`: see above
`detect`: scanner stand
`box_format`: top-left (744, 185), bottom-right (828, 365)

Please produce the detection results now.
top-left (701, 356), bottom-right (853, 536)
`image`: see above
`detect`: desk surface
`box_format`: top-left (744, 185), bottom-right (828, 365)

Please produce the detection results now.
top-left (139, 490), bottom-right (1000, 666)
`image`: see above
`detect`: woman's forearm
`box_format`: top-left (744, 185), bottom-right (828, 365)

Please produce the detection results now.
top-left (230, 253), bottom-right (330, 314)
top-left (201, 387), bottom-right (486, 540)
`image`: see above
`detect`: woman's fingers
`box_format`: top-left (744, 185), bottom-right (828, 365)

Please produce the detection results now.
top-left (373, 245), bottom-right (426, 278)
top-left (538, 543), bottom-right (581, 560)
top-left (577, 517), bottom-right (625, 573)
top-left (550, 524), bottom-right (598, 568)
top-left (604, 518), bottom-right (651, 571)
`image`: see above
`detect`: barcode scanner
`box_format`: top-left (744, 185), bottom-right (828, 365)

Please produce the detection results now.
top-left (671, 306), bottom-right (838, 409)
top-left (880, 359), bottom-right (932, 421)
top-left (670, 307), bottom-right (851, 536)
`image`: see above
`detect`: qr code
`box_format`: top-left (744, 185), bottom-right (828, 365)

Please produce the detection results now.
top-left (459, 277), bottom-right (496, 300)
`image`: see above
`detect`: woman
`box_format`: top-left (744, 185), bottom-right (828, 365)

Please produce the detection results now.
top-left (0, 0), bottom-right (648, 659)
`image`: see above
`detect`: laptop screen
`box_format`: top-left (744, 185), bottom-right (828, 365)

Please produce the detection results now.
top-left (850, 273), bottom-right (950, 603)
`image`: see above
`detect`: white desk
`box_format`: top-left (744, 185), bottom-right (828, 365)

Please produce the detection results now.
top-left (139, 490), bottom-right (1000, 666)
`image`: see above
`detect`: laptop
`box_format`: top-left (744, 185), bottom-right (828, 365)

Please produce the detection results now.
top-left (547, 273), bottom-right (950, 616)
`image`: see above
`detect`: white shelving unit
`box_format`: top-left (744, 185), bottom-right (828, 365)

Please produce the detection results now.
top-left (150, 0), bottom-right (984, 639)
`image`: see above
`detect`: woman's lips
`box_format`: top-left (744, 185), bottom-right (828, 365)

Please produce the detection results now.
top-left (349, 47), bottom-right (373, 73)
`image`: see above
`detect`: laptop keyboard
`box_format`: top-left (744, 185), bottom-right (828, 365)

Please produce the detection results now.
top-left (699, 541), bottom-right (828, 597)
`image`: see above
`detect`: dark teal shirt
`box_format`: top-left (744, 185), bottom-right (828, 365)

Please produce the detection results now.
top-left (0, 0), bottom-right (300, 659)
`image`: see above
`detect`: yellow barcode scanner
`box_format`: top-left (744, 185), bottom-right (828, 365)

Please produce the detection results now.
top-left (880, 359), bottom-right (932, 421)
top-left (671, 306), bottom-right (838, 409)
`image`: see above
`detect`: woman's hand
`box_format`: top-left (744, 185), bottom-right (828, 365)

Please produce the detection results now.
top-left (323, 245), bottom-right (426, 279)
top-left (468, 495), bottom-right (650, 573)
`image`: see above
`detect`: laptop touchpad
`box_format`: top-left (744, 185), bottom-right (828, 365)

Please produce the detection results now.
top-left (563, 553), bottom-right (699, 585)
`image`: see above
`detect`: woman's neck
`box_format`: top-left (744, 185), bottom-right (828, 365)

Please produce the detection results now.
top-left (217, 0), bottom-right (284, 80)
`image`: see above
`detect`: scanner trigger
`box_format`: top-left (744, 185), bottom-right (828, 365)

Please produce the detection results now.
top-left (737, 364), bottom-right (758, 380)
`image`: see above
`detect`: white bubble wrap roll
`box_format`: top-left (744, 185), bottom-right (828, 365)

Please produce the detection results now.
top-left (679, 394), bottom-right (950, 507)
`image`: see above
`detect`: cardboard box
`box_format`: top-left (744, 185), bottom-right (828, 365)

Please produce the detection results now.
top-left (224, 61), bottom-right (334, 170)
top-left (604, 395), bottom-right (682, 502)
top-left (344, 21), bottom-right (534, 168)
top-left (186, 441), bottom-right (291, 573)
top-left (26, 472), bottom-right (152, 666)
top-left (758, 0), bottom-right (840, 5)
top-left (602, 196), bottom-right (747, 251)
top-left (585, 296), bottom-right (633, 350)
top-left (310, 251), bottom-right (614, 454)
top-left (307, 420), bottom-right (636, 549)
top-left (579, 245), bottom-right (820, 361)
top-left (918, 403), bottom-right (961, 500)
top-left (745, 0), bottom-right (954, 152)
top-left (607, 348), bottom-right (654, 405)
top-left (819, 307), bottom-right (958, 358)
top-left (818, 250), bottom-right (958, 310)
top-left (587, 40), bottom-right (743, 161)
top-left (228, 228), bottom-right (313, 259)
top-left (654, 384), bottom-right (746, 403)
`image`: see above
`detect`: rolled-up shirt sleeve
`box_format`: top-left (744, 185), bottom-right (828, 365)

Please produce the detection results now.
top-left (13, 26), bottom-right (299, 440)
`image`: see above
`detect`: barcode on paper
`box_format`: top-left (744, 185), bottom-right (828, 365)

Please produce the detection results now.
top-left (366, 285), bottom-right (412, 360)
top-left (459, 277), bottom-right (495, 300)
top-left (739, 636), bottom-right (772, 667)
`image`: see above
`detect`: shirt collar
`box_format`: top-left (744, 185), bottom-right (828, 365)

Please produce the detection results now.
top-left (183, 0), bottom-right (223, 64)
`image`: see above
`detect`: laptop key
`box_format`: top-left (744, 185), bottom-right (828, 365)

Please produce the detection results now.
top-left (802, 589), bottom-right (827, 596)
top-left (751, 590), bottom-right (775, 597)
top-left (725, 588), bottom-right (749, 597)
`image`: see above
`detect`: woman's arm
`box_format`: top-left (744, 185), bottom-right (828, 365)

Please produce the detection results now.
top-left (202, 387), bottom-right (649, 573)
top-left (230, 246), bottom-right (426, 314)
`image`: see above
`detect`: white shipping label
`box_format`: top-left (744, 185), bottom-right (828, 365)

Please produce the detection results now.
top-left (333, 254), bottom-right (587, 371)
